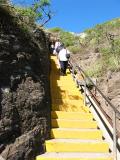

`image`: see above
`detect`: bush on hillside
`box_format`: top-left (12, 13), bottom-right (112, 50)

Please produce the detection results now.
top-left (59, 31), bottom-right (76, 46)
top-left (48, 27), bottom-right (63, 33)
top-left (68, 46), bottom-right (81, 54)
top-left (86, 60), bottom-right (104, 77)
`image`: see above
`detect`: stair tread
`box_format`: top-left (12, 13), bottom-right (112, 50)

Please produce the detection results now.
top-left (37, 152), bottom-right (112, 158)
top-left (51, 111), bottom-right (93, 119)
top-left (51, 111), bottom-right (91, 114)
top-left (51, 128), bottom-right (102, 139)
top-left (52, 119), bottom-right (95, 122)
top-left (52, 119), bottom-right (98, 128)
top-left (51, 128), bottom-right (101, 131)
top-left (46, 139), bottom-right (107, 143)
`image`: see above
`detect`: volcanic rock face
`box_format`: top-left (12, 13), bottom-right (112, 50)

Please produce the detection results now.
top-left (0, 6), bottom-right (50, 160)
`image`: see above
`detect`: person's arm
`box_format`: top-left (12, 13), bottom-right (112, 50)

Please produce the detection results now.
top-left (57, 52), bottom-right (59, 59)
top-left (55, 42), bottom-right (58, 49)
top-left (66, 49), bottom-right (71, 54)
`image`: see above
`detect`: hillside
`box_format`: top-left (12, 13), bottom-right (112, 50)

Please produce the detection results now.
top-left (50, 18), bottom-right (120, 73)
top-left (49, 19), bottom-right (120, 130)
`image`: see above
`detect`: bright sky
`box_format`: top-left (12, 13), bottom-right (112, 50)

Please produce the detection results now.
top-left (12, 0), bottom-right (120, 33)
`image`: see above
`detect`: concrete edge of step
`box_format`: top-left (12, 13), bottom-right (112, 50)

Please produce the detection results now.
top-left (36, 152), bottom-right (113, 158)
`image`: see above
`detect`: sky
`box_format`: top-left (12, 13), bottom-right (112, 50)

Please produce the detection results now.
top-left (12, 0), bottom-right (120, 33)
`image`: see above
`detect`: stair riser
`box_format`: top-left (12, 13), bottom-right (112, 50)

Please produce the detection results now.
top-left (51, 95), bottom-right (83, 100)
top-left (51, 86), bottom-right (78, 91)
top-left (51, 82), bottom-right (75, 86)
top-left (51, 112), bottom-right (93, 120)
top-left (51, 120), bottom-right (98, 129)
top-left (46, 142), bottom-right (109, 152)
top-left (36, 157), bottom-right (112, 160)
top-left (51, 91), bottom-right (82, 95)
top-left (51, 91), bottom-right (83, 96)
top-left (51, 99), bottom-right (84, 104)
top-left (51, 88), bottom-right (80, 93)
top-left (52, 106), bottom-right (90, 112)
top-left (51, 130), bottom-right (102, 139)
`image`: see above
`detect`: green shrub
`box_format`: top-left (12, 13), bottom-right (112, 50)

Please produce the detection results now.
top-left (59, 31), bottom-right (75, 47)
top-left (100, 47), bottom-right (111, 56)
top-left (68, 46), bottom-right (81, 54)
top-left (48, 27), bottom-right (63, 33)
top-left (86, 61), bottom-right (103, 77)
top-left (100, 47), bottom-right (120, 71)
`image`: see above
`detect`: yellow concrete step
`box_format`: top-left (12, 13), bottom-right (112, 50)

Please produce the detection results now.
top-left (51, 90), bottom-right (83, 98)
top-left (51, 90), bottom-right (83, 97)
top-left (51, 86), bottom-right (78, 92)
top-left (51, 88), bottom-right (83, 94)
top-left (51, 84), bottom-right (76, 88)
top-left (51, 99), bottom-right (84, 105)
top-left (36, 153), bottom-right (112, 160)
top-left (51, 75), bottom-right (71, 78)
top-left (51, 80), bottom-right (75, 84)
top-left (50, 80), bottom-right (75, 84)
top-left (51, 111), bottom-right (93, 120)
top-left (51, 96), bottom-right (84, 102)
top-left (36, 56), bottom-right (111, 160)
top-left (51, 86), bottom-right (79, 91)
top-left (52, 104), bottom-right (90, 112)
top-left (51, 94), bottom-right (83, 100)
top-left (51, 93), bottom-right (68, 99)
top-left (51, 119), bottom-right (98, 129)
top-left (51, 75), bottom-right (76, 79)
top-left (50, 70), bottom-right (71, 75)
top-left (46, 139), bottom-right (109, 152)
top-left (51, 128), bottom-right (102, 139)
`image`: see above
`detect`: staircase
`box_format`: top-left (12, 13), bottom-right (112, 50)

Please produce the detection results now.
top-left (36, 56), bottom-right (112, 160)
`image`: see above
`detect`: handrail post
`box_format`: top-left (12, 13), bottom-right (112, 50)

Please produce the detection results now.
top-left (72, 65), bottom-right (75, 80)
top-left (113, 111), bottom-right (117, 160)
top-left (84, 77), bottom-right (86, 106)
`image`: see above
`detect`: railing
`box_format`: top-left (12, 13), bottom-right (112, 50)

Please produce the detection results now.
top-left (69, 57), bottom-right (120, 160)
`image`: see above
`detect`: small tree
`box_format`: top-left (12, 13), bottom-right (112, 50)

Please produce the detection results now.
top-left (33, 0), bottom-right (52, 26)
top-left (14, 0), bottom-right (52, 26)
top-left (59, 31), bottom-right (76, 47)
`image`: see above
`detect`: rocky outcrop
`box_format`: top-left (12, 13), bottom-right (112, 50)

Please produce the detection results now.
top-left (0, 6), bottom-right (51, 160)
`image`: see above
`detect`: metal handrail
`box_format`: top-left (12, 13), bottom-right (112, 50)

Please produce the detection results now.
top-left (69, 57), bottom-right (120, 160)
top-left (69, 57), bottom-right (120, 116)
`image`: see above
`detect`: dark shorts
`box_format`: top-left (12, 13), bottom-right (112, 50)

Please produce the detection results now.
top-left (59, 61), bottom-right (68, 74)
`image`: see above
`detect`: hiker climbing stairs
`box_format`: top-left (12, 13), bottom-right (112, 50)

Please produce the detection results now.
top-left (36, 56), bottom-right (112, 160)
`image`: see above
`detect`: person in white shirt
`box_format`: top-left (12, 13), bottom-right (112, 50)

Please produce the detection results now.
top-left (53, 39), bottom-right (61, 55)
top-left (58, 43), bottom-right (70, 75)
top-left (55, 39), bottom-right (61, 49)
top-left (50, 41), bottom-right (55, 54)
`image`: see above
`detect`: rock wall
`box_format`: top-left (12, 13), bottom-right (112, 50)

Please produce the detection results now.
top-left (0, 6), bottom-right (51, 160)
